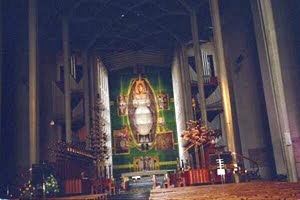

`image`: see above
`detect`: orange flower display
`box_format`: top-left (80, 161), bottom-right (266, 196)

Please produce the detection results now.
top-left (181, 120), bottom-right (216, 151)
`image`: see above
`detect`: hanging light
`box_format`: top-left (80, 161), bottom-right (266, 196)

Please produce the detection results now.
top-left (49, 120), bottom-right (55, 126)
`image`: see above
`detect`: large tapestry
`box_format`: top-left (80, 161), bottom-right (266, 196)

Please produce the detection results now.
top-left (109, 66), bottom-right (179, 176)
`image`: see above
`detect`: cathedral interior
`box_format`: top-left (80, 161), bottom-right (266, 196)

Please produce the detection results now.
top-left (0, 0), bottom-right (300, 199)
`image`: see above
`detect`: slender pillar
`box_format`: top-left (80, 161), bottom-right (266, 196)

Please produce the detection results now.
top-left (29, 0), bottom-right (38, 166)
top-left (250, 0), bottom-right (297, 182)
top-left (209, 0), bottom-right (236, 153)
top-left (0, 0), bottom-right (2, 167)
top-left (89, 56), bottom-right (96, 144)
top-left (83, 52), bottom-right (90, 149)
top-left (194, 146), bottom-right (200, 169)
top-left (62, 17), bottom-right (72, 143)
top-left (190, 12), bottom-right (207, 125)
top-left (190, 12), bottom-right (206, 170)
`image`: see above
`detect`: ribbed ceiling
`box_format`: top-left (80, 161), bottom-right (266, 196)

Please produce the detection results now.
top-left (38, 0), bottom-right (213, 53)
top-left (99, 49), bottom-right (174, 71)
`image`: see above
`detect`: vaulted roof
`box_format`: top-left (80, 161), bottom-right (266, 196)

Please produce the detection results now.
top-left (38, 0), bottom-right (212, 53)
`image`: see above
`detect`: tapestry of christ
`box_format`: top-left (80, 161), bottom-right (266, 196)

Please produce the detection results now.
top-left (128, 75), bottom-right (157, 150)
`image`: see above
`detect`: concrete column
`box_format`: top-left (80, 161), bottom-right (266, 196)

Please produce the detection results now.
top-left (83, 52), bottom-right (91, 149)
top-left (209, 0), bottom-right (236, 153)
top-left (179, 44), bottom-right (193, 121)
top-left (28, 0), bottom-right (38, 166)
top-left (172, 49), bottom-right (189, 162)
top-left (190, 12), bottom-right (207, 125)
top-left (251, 0), bottom-right (298, 182)
top-left (62, 17), bottom-right (72, 143)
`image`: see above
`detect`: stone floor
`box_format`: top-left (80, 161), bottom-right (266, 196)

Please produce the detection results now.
top-left (108, 176), bottom-right (158, 200)
top-left (149, 181), bottom-right (300, 200)
top-left (108, 191), bottom-right (150, 200)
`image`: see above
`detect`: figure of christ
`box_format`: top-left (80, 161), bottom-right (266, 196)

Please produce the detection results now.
top-left (132, 81), bottom-right (153, 145)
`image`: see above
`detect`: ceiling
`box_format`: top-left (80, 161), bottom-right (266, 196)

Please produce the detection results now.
top-left (38, 0), bottom-right (212, 53)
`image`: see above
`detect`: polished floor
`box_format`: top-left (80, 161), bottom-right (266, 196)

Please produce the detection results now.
top-left (149, 181), bottom-right (300, 200)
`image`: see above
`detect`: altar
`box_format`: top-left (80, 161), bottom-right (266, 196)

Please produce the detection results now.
top-left (132, 155), bottom-right (159, 171)
top-left (121, 169), bottom-right (175, 190)
top-left (121, 170), bottom-right (174, 179)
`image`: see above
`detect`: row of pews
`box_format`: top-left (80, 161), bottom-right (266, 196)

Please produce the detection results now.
top-left (150, 181), bottom-right (300, 200)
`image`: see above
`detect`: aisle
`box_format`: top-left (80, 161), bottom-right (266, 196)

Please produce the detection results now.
top-left (108, 191), bottom-right (150, 200)
top-left (108, 176), bottom-right (163, 200)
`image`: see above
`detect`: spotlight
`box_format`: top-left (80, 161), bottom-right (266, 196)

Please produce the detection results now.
top-left (50, 120), bottom-right (55, 126)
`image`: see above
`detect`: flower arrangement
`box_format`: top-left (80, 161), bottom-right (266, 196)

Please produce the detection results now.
top-left (181, 120), bottom-right (216, 151)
